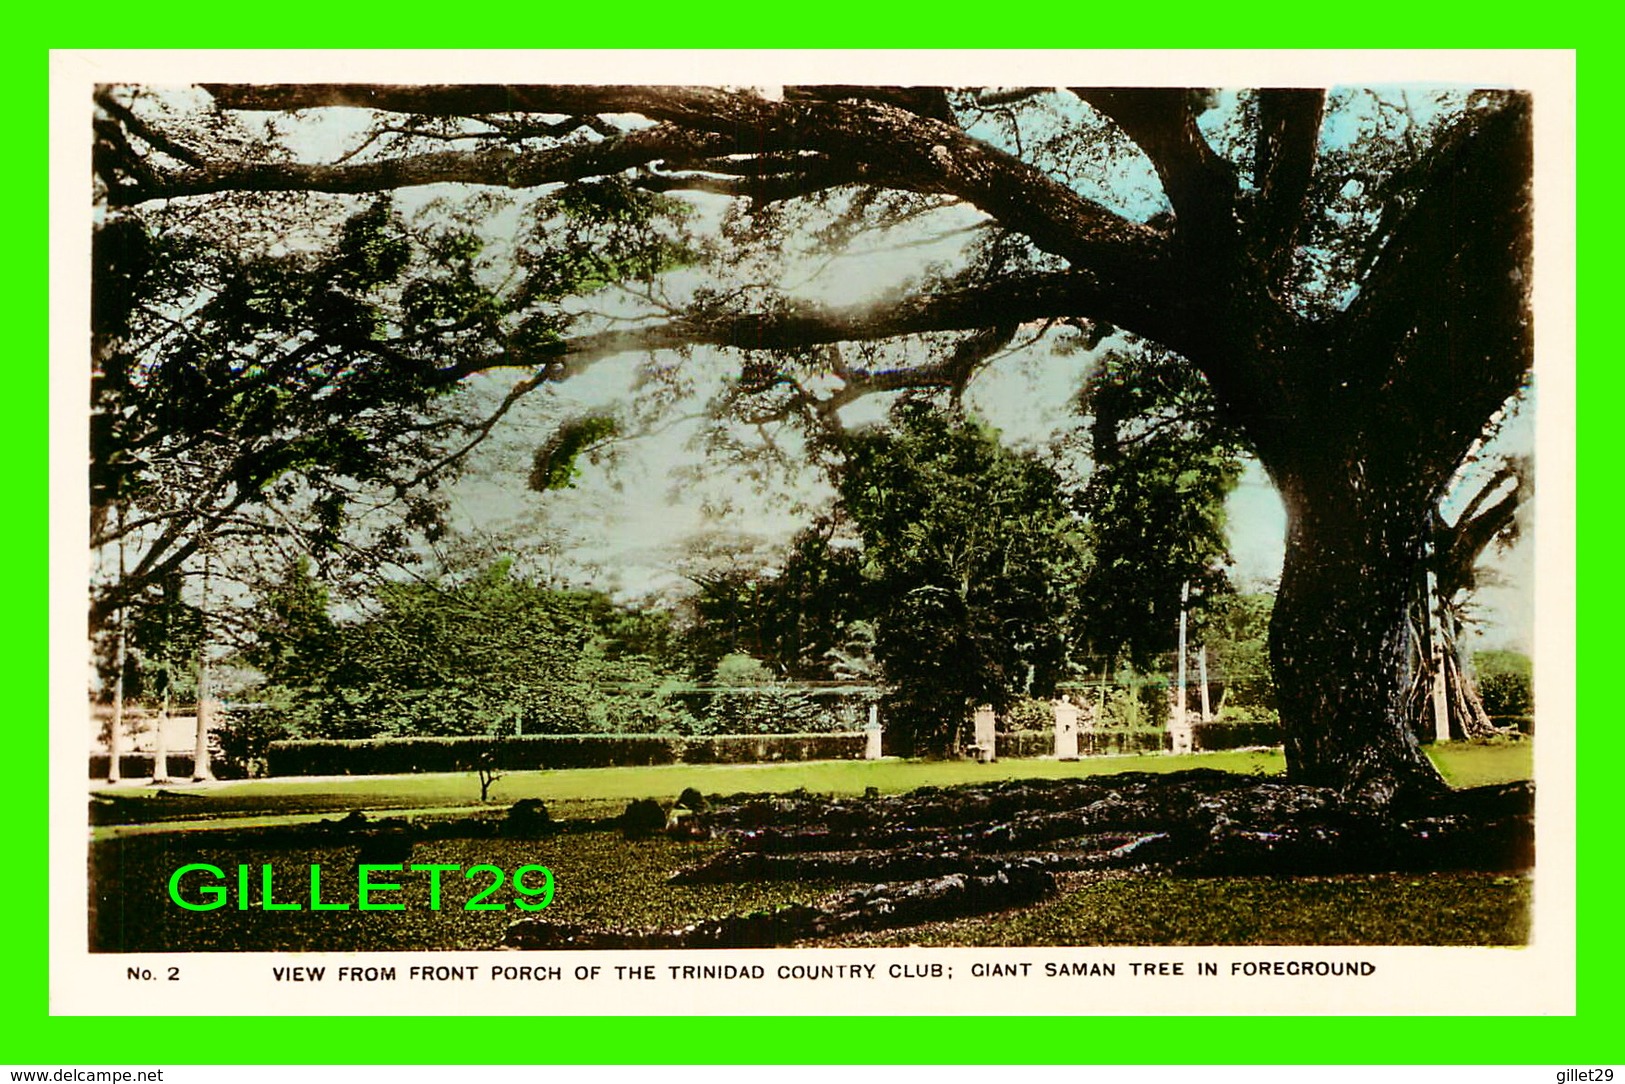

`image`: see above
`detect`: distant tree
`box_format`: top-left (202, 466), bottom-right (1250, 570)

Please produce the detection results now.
top-left (1206, 592), bottom-right (1278, 715)
top-left (91, 199), bottom-right (460, 631)
top-left (837, 404), bottom-right (1089, 755)
top-left (238, 554), bottom-right (703, 740)
top-left (92, 142), bottom-right (695, 634)
top-left (239, 557), bottom-right (340, 695)
top-left (1404, 454), bottom-right (1531, 740)
top-left (1071, 344), bottom-right (1244, 669)
top-left (340, 561), bottom-right (602, 736)
top-left (471, 742), bottom-right (504, 802)
top-left (697, 653), bottom-right (833, 735)
top-left (684, 521), bottom-right (868, 680)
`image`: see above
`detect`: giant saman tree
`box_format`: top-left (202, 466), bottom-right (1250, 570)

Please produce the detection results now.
top-left (94, 82), bottom-right (1534, 800)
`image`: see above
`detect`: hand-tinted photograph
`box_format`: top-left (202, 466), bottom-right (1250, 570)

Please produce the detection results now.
top-left (86, 78), bottom-right (1537, 957)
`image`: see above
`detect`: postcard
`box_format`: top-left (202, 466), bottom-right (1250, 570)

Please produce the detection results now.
top-left (51, 48), bottom-right (1577, 1016)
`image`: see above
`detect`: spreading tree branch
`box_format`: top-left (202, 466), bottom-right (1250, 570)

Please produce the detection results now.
top-left (1071, 88), bottom-right (1239, 242)
top-left (1432, 459), bottom-right (1529, 596)
top-left (439, 270), bottom-right (1190, 384)
top-left (1252, 88), bottom-right (1326, 282)
top-left (187, 84), bottom-right (1172, 299)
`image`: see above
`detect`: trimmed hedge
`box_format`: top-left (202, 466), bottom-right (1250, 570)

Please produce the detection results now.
top-left (992, 729), bottom-right (1165, 757)
top-left (265, 732), bottom-right (868, 776)
top-left (258, 719), bottom-right (1288, 777)
top-left (995, 730), bottom-right (1055, 759)
top-left (1082, 730), bottom-right (1168, 756)
top-left (995, 723), bottom-right (1282, 760)
top-left (89, 753), bottom-right (198, 779)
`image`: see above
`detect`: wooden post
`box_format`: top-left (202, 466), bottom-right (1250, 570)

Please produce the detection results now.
top-left (1425, 545), bottom-right (1450, 743)
top-left (107, 511), bottom-right (126, 784)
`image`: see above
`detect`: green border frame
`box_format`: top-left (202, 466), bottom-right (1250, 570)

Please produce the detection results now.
top-left (11, 12), bottom-right (1602, 1066)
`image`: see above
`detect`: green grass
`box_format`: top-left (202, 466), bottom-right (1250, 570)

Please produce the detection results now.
top-left (87, 742), bottom-right (1535, 951)
top-left (91, 831), bottom-right (1530, 952)
top-left (90, 741), bottom-right (1531, 826)
top-left (829, 871), bottom-right (1532, 947)
top-left (91, 832), bottom-right (841, 952)
top-left (1428, 739), bottom-right (1534, 788)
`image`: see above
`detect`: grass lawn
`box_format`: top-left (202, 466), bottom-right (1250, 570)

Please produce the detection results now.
top-left (86, 740), bottom-right (1534, 951)
top-left (828, 871), bottom-right (1531, 947)
top-left (91, 825), bottom-right (1530, 953)
top-left (92, 833), bottom-right (843, 953)
top-left (90, 740), bottom-right (1531, 827)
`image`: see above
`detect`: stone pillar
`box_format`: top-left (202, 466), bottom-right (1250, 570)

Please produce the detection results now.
top-left (1052, 698), bottom-right (1080, 760)
top-left (865, 702), bottom-right (883, 760)
top-left (1166, 689), bottom-right (1194, 755)
top-left (972, 705), bottom-right (997, 762)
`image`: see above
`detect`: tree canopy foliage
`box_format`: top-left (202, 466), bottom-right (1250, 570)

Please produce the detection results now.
top-left (1071, 344), bottom-right (1244, 668)
top-left (240, 556), bottom-right (689, 742)
top-left (92, 81), bottom-right (1534, 797)
top-left (835, 404), bottom-right (1088, 754)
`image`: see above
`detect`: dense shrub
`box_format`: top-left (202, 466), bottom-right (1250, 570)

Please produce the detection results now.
top-left (697, 686), bottom-right (838, 735)
top-left (212, 708), bottom-right (293, 778)
top-left (995, 730), bottom-right (1056, 759)
top-left (1213, 704), bottom-right (1280, 728)
top-left (89, 753), bottom-right (198, 779)
top-left (1003, 698), bottom-right (1058, 732)
top-left (620, 798), bottom-right (668, 839)
top-left (1192, 718), bottom-right (1283, 751)
top-left (1080, 730), bottom-right (1166, 756)
top-left (1475, 651), bottom-right (1533, 719)
top-left (504, 798), bottom-right (555, 837)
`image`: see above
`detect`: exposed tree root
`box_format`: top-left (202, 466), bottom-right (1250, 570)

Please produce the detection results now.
top-left (503, 770), bottom-right (1532, 949)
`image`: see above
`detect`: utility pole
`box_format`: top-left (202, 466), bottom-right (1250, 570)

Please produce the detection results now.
top-left (1176, 580), bottom-right (1189, 726)
top-left (108, 605), bottom-right (126, 784)
top-left (1198, 645), bottom-right (1212, 722)
top-left (1171, 580), bottom-right (1194, 755)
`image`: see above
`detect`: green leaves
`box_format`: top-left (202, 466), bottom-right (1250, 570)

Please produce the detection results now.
top-left (521, 178), bottom-right (698, 303)
top-left (331, 199), bottom-right (411, 292)
top-left (1072, 345), bottom-right (1243, 667)
top-left (529, 414), bottom-right (620, 492)
top-left (837, 404), bottom-right (1089, 754)
top-left (239, 558), bottom-right (711, 742)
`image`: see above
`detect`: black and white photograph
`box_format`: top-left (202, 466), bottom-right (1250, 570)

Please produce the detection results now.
top-left (57, 50), bottom-right (1576, 1016)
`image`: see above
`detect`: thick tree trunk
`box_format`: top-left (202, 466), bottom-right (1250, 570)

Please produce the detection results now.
top-left (1269, 467), bottom-right (1448, 801)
